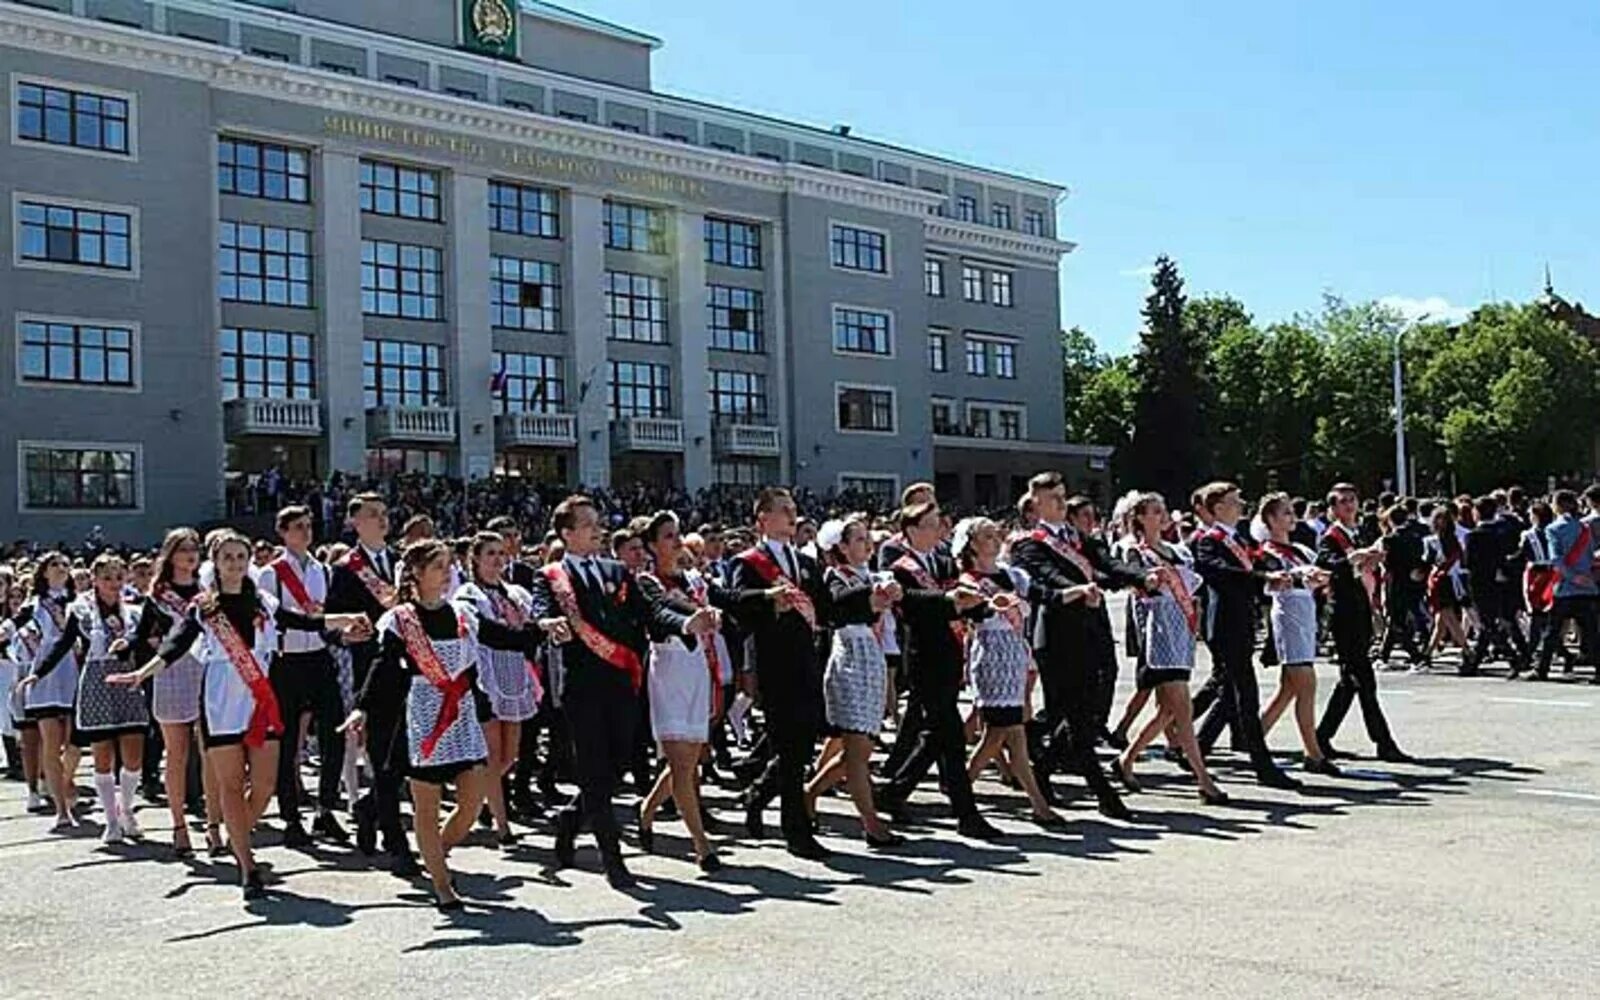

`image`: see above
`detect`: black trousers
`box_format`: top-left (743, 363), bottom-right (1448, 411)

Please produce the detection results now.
top-left (1317, 626), bottom-right (1397, 750)
top-left (558, 672), bottom-right (635, 861)
top-left (1378, 584), bottom-right (1426, 662)
top-left (1190, 638), bottom-right (1245, 750)
top-left (1536, 595), bottom-right (1598, 676)
top-left (1032, 639), bottom-right (1117, 799)
top-left (881, 682), bottom-right (924, 778)
top-left (355, 709), bottom-right (408, 854)
top-left (271, 649), bottom-right (346, 823)
top-left (1469, 587), bottom-right (1529, 667)
top-left (1196, 623), bottom-right (1276, 773)
top-left (882, 675), bottom-right (977, 818)
top-left (747, 677), bottom-right (818, 845)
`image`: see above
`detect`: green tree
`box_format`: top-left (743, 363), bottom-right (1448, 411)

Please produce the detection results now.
top-left (1305, 295), bottom-right (1404, 492)
top-left (1059, 325), bottom-right (1108, 440)
top-left (1127, 256), bottom-right (1209, 498)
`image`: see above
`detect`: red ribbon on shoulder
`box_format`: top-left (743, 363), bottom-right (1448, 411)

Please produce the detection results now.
top-left (542, 564), bottom-right (643, 692)
top-left (391, 604), bottom-right (474, 760)
top-left (197, 599), bottom-right (283, 748)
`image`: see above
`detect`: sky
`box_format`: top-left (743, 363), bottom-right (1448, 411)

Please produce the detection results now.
top-left (572, 0), bottom-right (1600, 354)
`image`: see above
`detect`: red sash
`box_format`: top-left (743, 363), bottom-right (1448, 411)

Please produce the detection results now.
top-left (542, 564), bottom-right (643, 692)
top-left (391, 604), bottom-right (473, 761)
top-left (483, 585), bottom-right (544, 707)
top-left (150, 583), bottom-right (191, 622)
top-left (1324, 523), bottom-right (1377, 606)
top-left (341, 548), bottom-right (397, 610)
top-left (1206, 526), bottom-right (1254, 571)
top-left (739, 545), bottom-right (818, 629)
top-left (1030, 528), bottom-right (1097, 581)
top-left (1137, 544), bottom-right (1199, 635)
top-left (1426, 547), bottom-right (1461, 612)
top-left (270, 556), bottom-right (323, 615)
top-left (894, 554), bottom-right (966, 642)
top-left (961, 570), bottom-right (1027, 636)
top-left (197, 599), bottom-right (282, 748)
top-left (645, 571), bottom-right (725, 720)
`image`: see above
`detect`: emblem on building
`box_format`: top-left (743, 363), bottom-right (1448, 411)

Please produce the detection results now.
top-left (472, 0), bottom-right (514, 45)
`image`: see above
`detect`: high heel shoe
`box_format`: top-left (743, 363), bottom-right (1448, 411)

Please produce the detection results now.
top-left (205, 824), bottom-right (226, 858)
top-left (241, 868), bottom-right (266, 900)
top-left (172, 827), bottom-right (194, 860)
top-left (697, 851), bottom-right (723, 873)
top-left (864, 830), bottom-right (904, 850)
top-left (1115, 758), bottom-right (1143, 794)
top-left (1199, 786), bottom-right (1230, 806)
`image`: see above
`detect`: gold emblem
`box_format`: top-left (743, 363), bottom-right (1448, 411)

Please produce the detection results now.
top-left (472, 0), bottom-right (515, 45)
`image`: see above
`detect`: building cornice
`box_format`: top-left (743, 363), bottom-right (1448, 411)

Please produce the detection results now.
top-left (933, 436), bottom-right (1112, 458)
top-left (925, 218), bottom-right (1076, 266)
top-left (1, 6), bottom-right (964, 219)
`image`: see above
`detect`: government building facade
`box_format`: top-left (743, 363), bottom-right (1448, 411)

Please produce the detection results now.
top-left (0, 0), bottom-right (1106, 543)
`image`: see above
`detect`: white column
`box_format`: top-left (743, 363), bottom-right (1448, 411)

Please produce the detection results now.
top-left (568, 193), bottom-right (611, 488)
top-left (449, 172), bottom-right (494, 480)
top-left (673, 209), bottom-right (712, 491)
top-left (318, 150), bottom-right (366, 475)
top-left (768, 220), bottom-right (792, 484)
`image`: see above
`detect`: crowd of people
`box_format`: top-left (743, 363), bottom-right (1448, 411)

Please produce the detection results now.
top-left (1, 471), bottom-right (1594, 913)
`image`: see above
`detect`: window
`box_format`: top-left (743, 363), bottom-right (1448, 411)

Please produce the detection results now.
top-left (219, 137), bottom-right (310, 202)
top-left (708, 285), bottom-right (763, 353)
top-left (383, 75), bottom-right (420, 89)
top-left (219, 222), bottom-right (310, 306)
top-left (503, 98), bottom-right (538, 112)
top-left (359, 160), bottom-right (441, 221)
top-left (445, 87), bottom-right (478, 100)
top-left (998, 408), bottom-right (1023, 439)
top-left (361, 240), bottom-right (442, 319)
top-left (18, 200), bottom-right (132, 271)
top-left (319, 62), bottom-right (360, 76)
top-left (829, 224), bottom-right (887, 273)
top-left (709, 370), bottom-right (768, 421)
top-left (609, 361), bottom-right (671, 418)
top-left (969, 407), bottom-right (991, 438)
top-left (839, 474), bottom-right (899, 506)
top-left (611, 121), bottom-right (642, 134)
top-left (968, 404), bottom-right (1025, 440)
top-left (489, 181), bottom-right (560, 238)
top-left (714, 460), bottom-right (768, 486)
top-left (19, 320), bottom-right (134, 388)
top-left (931, 399), bottom-right (956, 435)
top-left (556, 110), bottom-right (589, 123)
top-left (705, 217), bottom-right (761, 269)
top-left (219, 328), bottom-right (315, 400)
top-left (928, 329), bottom-right (948, 372)
top-left (991, 203), bottom-right (1013, 229)
top-left (924, 257), bottom-right (945, 297)
top-left (990, 271), bottom-right (1014, 307)
top-left (367, 448), bottom-right (448, 477)
top-left (833, 307), bottom-right (892, 357)
top-left (956, 196), bottom-right (977, 222)
top-left (491, 256), bottom-right (561, 331)
top-left (16, 81), bottom-right (130, 154)
top-left (965, 338), bottom-right (988, 377)
top-left (362, 340), bottom-right (445, 408)
top-left (836, 385), bottom-right (895, 433)
top-left (962, 264), bottom-right (984, 302)
top-left (993, 341), bottom-right (1017, 378)
top-left (1023, 210), bottom-right (1046, 237)
top-left (605, 272), bottom-right (668, 343)
top-left (22, 444), bottom-right (138, 510)
top-left (492, 351), bottom-right (564, 415)
top-left (604, 200), bottom-right (666, 254)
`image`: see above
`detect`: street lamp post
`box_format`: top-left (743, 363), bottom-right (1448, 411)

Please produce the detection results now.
top-left (1393, 312), bottom-right (1430, 497)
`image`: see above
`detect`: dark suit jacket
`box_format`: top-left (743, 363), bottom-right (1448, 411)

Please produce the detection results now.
top-left (325, 545), bottom-right (400, 701)
top-left (1010, 529), bottom-right (1144, 660)
top-left (887, 550), bottom-right (988, 691)
top-left (728, 545), bottom-right (832, 721)
top-left (528, 556), bottom-right (683, 693)
top-left (1317, 524), bottom-right (1373, 642)
top-left (1193, 529), bottom-right (1268, 645)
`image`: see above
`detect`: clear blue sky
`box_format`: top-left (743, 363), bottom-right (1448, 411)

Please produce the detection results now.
top-left (576, 0), bottom-right (1600, 354)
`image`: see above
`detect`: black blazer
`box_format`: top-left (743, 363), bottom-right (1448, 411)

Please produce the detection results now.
top-left (1317, 523), bottom-right (1373, 640)
top-left (728, 545), bottom-right (831, 710)
top-left (1010, 530), bottom-right (1145, 655)
top-left (325, 545), bottom-right (401, 694)
top-left (887, 550), bottom-right (987, 690)
top-left (528, 556), bottom-right (685, 692)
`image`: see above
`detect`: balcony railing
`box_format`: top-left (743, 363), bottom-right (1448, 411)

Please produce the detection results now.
top-left (366, 405), bottom-right (457, 443)
top-left (612, 416), bottom-right (685, 453)
top-left (714, 422), bottom-right (781, 457)
top-left (223, 397), bottom-right (322, 438)
top-left (494, 412), bottom-right (577, 449)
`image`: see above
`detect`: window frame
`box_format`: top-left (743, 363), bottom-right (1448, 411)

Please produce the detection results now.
top-left (989, 269), bottom-right (1015, 308)
top-left (360, 239), bottom-right (444, 320)
top-left (708, 369), bottom-right (769, 422)
top-left (489, 180), bottom-right (561, 239)
top-left (930, 396), bottom-right (957, 436)
top-left (961, 263), bottom-right (984, 302)
top-left (928, 328), bottom-right (949, 373)
top-left (828, 221), bottom-right (891, 276)
top-left (219, 327), bottom-right (316, 402)
top-left (966, 401), bottom-right (1027, 441)
top-left (361, 339), bottom-right (447, 409)
top-left (835, 472), bottom-right (902, 505)
top-left (604, 270), bottom-right (670, 344)
top-left (704, 216), bottom-right (762, 270)
top-left (18, 440), bottom-right (142, 513)
top-left (490, 255), bottom-right (563, 332)
top-left (219, 220), bottom-right (312, 307)
top-left (708, 284), bottom-right (764, 353)
top-left (359, 158), bottom-right (443, 221)
top-left (608, 360), bottom-right (673, 419)
top-left (1023, 210), bottom-right (1047, 237)
top-left (13, 193), bottom-right (138, 278)
top-left (956, 195), bottom-right (978, 223)
top-left (924, 256), bottom-right (945, 297)
top-left (218, 135), bottom-right (311, 203)
top-left (834, 381), bottom-right (898, 436)
top-left (603, 199), bottom-right (668, 254)
top-left (832, 304), bottom-right (895, 359)
top-left (11, 76), bottom-right (137, 160)
top-left (491, 350), bottom-right (566, 416)
top-left (991, 203), bottom-right (1013, 230)
top-left (15, 314), bottom-right (140, 393)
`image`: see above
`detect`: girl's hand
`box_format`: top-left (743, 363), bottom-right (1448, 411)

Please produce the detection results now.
top-left (104, 671), bottom-right (142, 688)
top-left (337, 709), bottom-right (366, 739)
top-left (107, 638), bottom-right (129, 657)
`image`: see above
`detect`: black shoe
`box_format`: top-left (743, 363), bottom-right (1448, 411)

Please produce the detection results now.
top-left (281, 823), bottom-right (313, 850)
top-left (553, 811), bottom-right (577, 869)
top-left (956, 814), bottom-right (1003, 841)
top-left (874, 787), bottom-right (909, 822)
top-left (865, 830), bottom-right (905, 849)
top-left (1375, 744), bottom-right (1414, 764)
top-left (1094, 786), bottom-right (1132, 821)
top-left (1105, 728), bottom-right (1129, 751)
top-left (389, 851), bottom-right (421, 878)
top-left (1256, 768), bottom-right (1303, 792)
top-left (242, 868), bottom-right (266, 901)
top-left (1318, 740), bottom-right (1348, 762)
top-left (637, 822), bottom-right (655, 854)
top-left (496, 829), bottom-right (520, 849)
top-left (434, 892), bottom-right (464, 913)
top-left (742, 798), bottom-right (766, 839)
top-left (604, 860), bottom-right (637, 890)
top-left (785, 837), bottom-right (830, 861)
top-left (697, 851), bottom-right (724, 873)
top-left (1303, 757), bottom-right (1342, 777)
top-left (658, 798), bottom-right (679, 820)
top-left (1031, 812), bottom-right (1069, 830)
top-left (1199, 786), bottom-right (1230, 806)
top-left (353, 797), bottom-right (376, 856)
top-left (312, 813), bottom-right (349, 844)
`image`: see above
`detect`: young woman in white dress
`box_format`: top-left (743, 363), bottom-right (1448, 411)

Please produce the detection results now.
top-left (21, 553), bottom-right (81, 830)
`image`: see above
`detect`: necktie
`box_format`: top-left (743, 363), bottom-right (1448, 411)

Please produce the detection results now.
top-left (583, 559), bottom-right (601, 593)
top-left (373, 550), bottom-right (388, 581)
top-left (783, 545), bottom-right (798, 582)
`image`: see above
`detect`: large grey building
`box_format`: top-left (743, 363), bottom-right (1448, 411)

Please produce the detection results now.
top-left (0, 0), bottom-right (1107, 543)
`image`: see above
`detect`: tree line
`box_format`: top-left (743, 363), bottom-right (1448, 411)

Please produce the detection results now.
top-left (1064, 255), bottom-right (1600, 500)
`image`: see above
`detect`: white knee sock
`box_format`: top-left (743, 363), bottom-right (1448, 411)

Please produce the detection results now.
top-left (118, 768), bottom-right (138, 816)
top-left (94, 772), bottom-right (118, 827)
